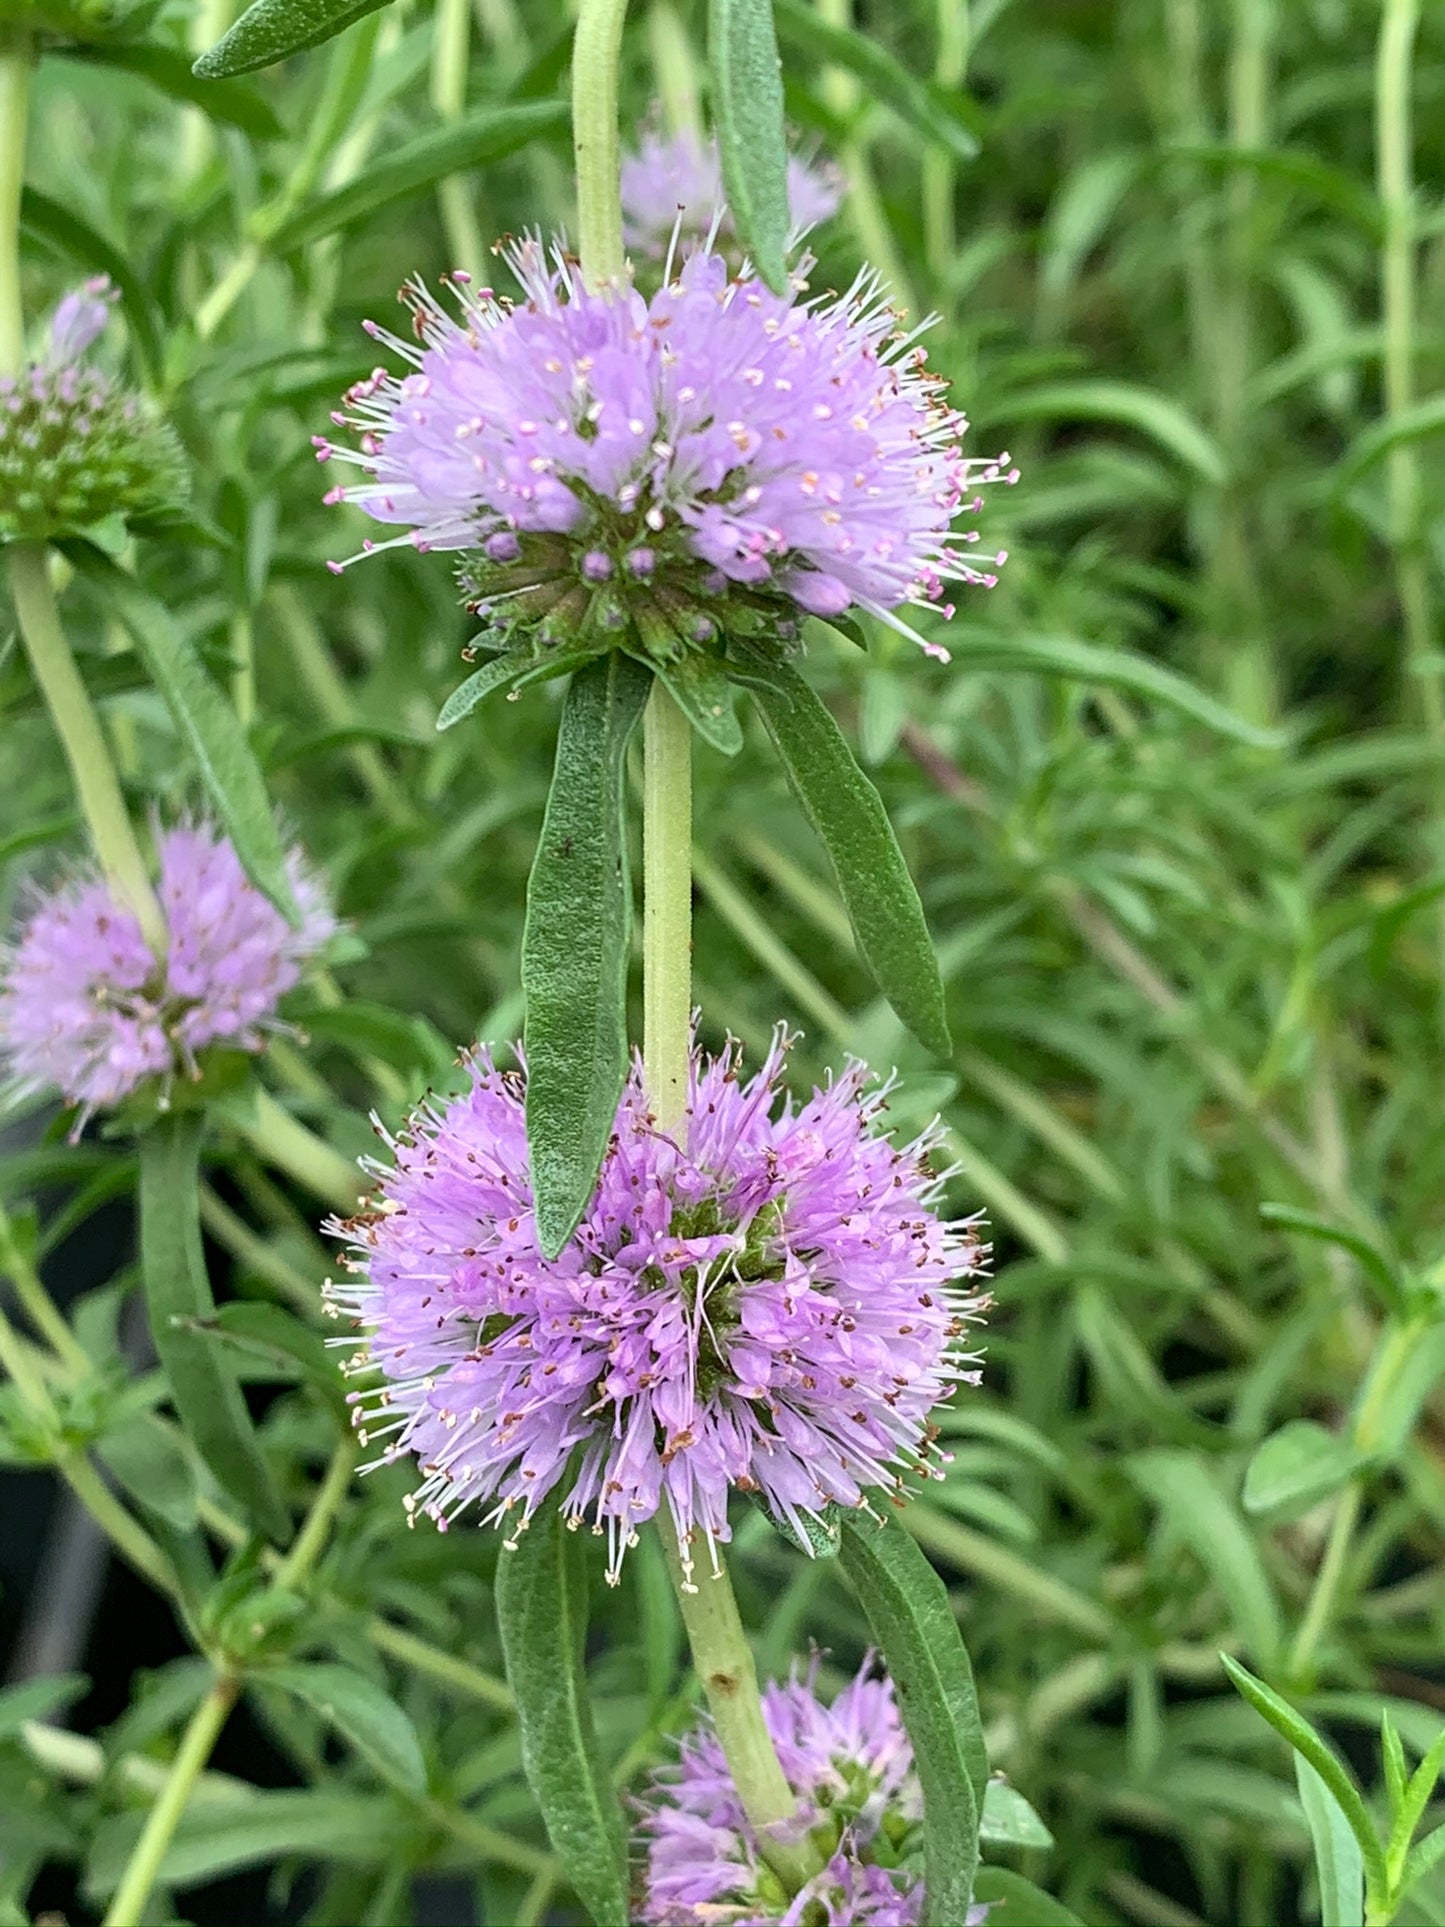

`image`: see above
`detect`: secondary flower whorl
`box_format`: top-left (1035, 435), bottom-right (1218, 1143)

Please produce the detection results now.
top-left (0, 823), bottom-right (334, 1127)
top-left (621, 127), bottom-right (843, 257)
top-left (638, 1657), bottom-right (990, 1926)
top-left (317, 238), bottom-right (1014, 662)
top-left (327, 1032), bottom-right (986, 1580)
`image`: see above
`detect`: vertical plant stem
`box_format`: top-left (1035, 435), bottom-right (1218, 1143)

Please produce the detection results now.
top-left (573, 0), bottom-right (630, 287)
top-left (101, 1671), bottom-right (241, 1927)
top-left (654, 1512), bottom-right (821, 1890)
top-left (1287, 1481), bottom-right (1362, 1684)
top-left (272, 1436), bottom-right (358, 1590)
top-left (816, 0), bottom-right (914, 309)
top-left (923, 0), bottom-right (968, 282)
top-left (643, 683), bottom-right (693, 1129)
top-left (431, 0), bottom-right (487, 272)
top-left (0, 37), bottom-right (29, 375)
top-left (7, 546), bottom-right (167, 955)
top-left (648, 0), bottom-right (701, 136)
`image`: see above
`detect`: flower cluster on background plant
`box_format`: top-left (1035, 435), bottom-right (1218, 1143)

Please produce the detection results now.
top-left (1, 2), bottom-right (1445, 1926)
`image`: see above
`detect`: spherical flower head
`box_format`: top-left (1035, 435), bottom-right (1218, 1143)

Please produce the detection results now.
top-left (621, 127), bottom-right (844, 259)
top-left (0, 823), bottom-right (335, 1130)
top-left (0, 277), bottom-right (186, 545)
top-left (327, 1031), bottom-right (986, 1579)
top-left (317, 239), bottom-right (1015, 667)
top-left (638, 1656), bottom-right (991, 1926)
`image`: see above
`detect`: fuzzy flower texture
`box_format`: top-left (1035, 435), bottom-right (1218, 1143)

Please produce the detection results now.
top-left (621, 127), bottom-right (843, 257)
top-left (0, 823), bottom-right (334, 1129)
top-left (639, 1657), bottom-right (989, 1926)
top-left (0, 276), bottom-right (184, 543)
top-left (328, 1033), bottom-right (985, 1580)
top-left (318, 236), bottom-right (1014, 664)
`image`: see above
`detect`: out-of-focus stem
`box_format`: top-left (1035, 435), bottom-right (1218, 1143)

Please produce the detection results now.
top-left (648, 0), bottom-right (701, 136)
top-left (816, 0), bottom-right (915, 308)
top-left (101, 1673), bottom-right (240, 1927)
top-left (8, 545), bottom-right (167, 955)
top-left (226, 1084), bottom-right (363, 1214)
top-left (573, 0), bottom-right (630, 286)
top-left (643, 684), bottom-right (693, 1128)
top-left (923, 0), bottom-right (968, 280)
top-left (0, 38), bottom-right (30, 374)
top-left (431, 0), bottom-right (487, 272)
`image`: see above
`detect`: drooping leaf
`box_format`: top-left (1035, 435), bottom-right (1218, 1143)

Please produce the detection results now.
top-left (265, 102), bottom-right (569, 251)
top-left (63, 42), bottom-right (284, 137)
top-left (1222, 1657), bottom-right (1388, 1903)
top-left (838, 1514), bottom-right (986, 1923)
top-left (992, 379), bottom-right (1228, 485)
top-left (1296, 1755), bottom-right (1365, 1927)
top-left (265, 1663), bottom-right (427, 1793)
top-left (436, 656), bottom-right (532, 731)
top-left (772, 0), bottom-right (981, 161)
top-left (67, 546), bottom-right (300, 924)
top-left (650, 651), bottom-right (744, 756)
top-left (194, 0), bottom-right (398, 78)
top-left (741, 652), bottom-right (949, 1054)
top-left (495, 1497), bottom-right (629, 1927)
top-left (709, 0), bottom-right (791, 292)
top-left (137, 1113), bottom-right (289, 1541)
top-left (522, 653), bottom-right (651, 1257)
top-left (979, 1778), bottom-right (1055, 1850)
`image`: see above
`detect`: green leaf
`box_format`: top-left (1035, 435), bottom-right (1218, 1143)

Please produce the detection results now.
top-left (709, 0), bottom-right (791, 292)
top-left (522, 653), bottom-right (651, 1257)
top-left (1389, 1729), bottom-right (1445, 1886)
top-left (63, 42), bottom-right (284, 137)
top-left (137, 1112), bottom-right (289, 1541)
top-left (96, 1414), bottom-right (200, 1531)
top-left (212, 1302), bottom-right (348, 1417)
top-left (772, 0), bottom-right (981, 161)
top-left (265, 102), bottom-right (568, 251)
top-left (194, 0), bottom-right (397, 77)
top-left (1404, 1820), bottom-right (1445, 1897)
top-left (838, 1514), bottom-right (985, 1923)
top-left (265, 1663), bottom-right (427, 1793)
top-left (0, 1673), bottom-right (88, 1740)
top-left (651, 651), bottom-right (744, 756)
top-left (742, 653), bottom-right (949, 1054)
top-left (993, 379), bottom-right (1228, 485)
top-left (1259, 1203), bottom-right (1405, 1315)
top-left (980, 1778), bottom-right (1055, 1850)
top-left (67, 547), bottom-right (300, 924)
top-left (946, 626), bottom-right (1282, 748)
top-left (1242, 1421), bottom-right (1360, 1518)
top-left (436, 656), bottom-right (531, 731)
top-left (1334, 394), bottom-right (1445, 495)
top-left (1128, 1453), bottom-right (1281, 1664)
top-left (971, 1868), bottom-right (1085, 1924)
top-left (495, 1497), bottom-right (629, 1927)
top-left (1297, 1755), bottom-right (1365, 1927)
top-left (1222, 1657), bottom-right (1388, 1903)
top-left (19, 189), bottom-right (164, 381)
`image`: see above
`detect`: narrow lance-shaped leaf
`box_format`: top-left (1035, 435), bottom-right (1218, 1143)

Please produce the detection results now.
top-left (265, 1662), bottom-right (427, 1793)
top-left (495, 1497), bottom-right (629, 1927)
top-left (138, 1112), bottom-right (289, 1541)
top-left (1296, 1755), bottom-right (1365, 1927)
top-left (709, 0), bottom-right (791, 294)
top-left (837, 1514), bottom-right (986, 1923)
top-left (772, 0), bottom-right (982, 162)
top-left (522, 654), bottom-right (652, 1257)
top-left (970, 1869), bottom-right (1085, 1925)
top-left (194, 0), bottom-right (398, 77)
top-left (741, 652), bottom-right (950, 1054)
top-left (67, 546), bottom-right (301, 924)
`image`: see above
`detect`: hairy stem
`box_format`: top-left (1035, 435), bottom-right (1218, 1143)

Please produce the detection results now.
top-left (643, 683), bottom-right (693, 1129)
top-left (101, 1672), bottom-right (240, 1927)
top-left (572, 0), bottom-right (630, 285)
top-left (655, 1511), bottom-right (821, 1890)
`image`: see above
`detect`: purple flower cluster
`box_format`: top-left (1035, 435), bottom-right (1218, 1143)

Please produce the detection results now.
top-left (327, 1032), bottom-right (985, 1580)
top-left (318, 237), bottom-right (1013, 659)
top-left (621, 127), bottom-right (843, 257)
top-left (0, 823), bottom-right (334, 1129)
top-left (639, 1657), bottom-right (988, 1926)
top-left (0, 277), bottom-right (184, 543)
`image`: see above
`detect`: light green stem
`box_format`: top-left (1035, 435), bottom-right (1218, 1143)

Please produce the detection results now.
top-left (923, 0), bottom-right (968, 279)
top-left (655, 1512), bottom-right (820, 1890)
top-left (367, 1619), bottom-right (515, 1710)
top-left (572, 0), bottom-right (630, 286)
top-left (60, 1450), bottom-right (178, 1594)
top-left (273, 1436), bottom-right (357, 1588)
top-left (227, 1084), bottom-right (363, 1215)
top-left (0, 38), bottom-right (29, 375)
top-left (431, 0), bottom-right (487, 273)
top-left (648, 0), bottom-right (700, 136)
top-left (0, 1209), bottom-right (92, 1374)
top-left (1287, 1481), bottom-right (1362, 1684)
top-left (643, 684), bottom-right (693, 1128)
top-left (101, 1672), bottom-right (240, 1927)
